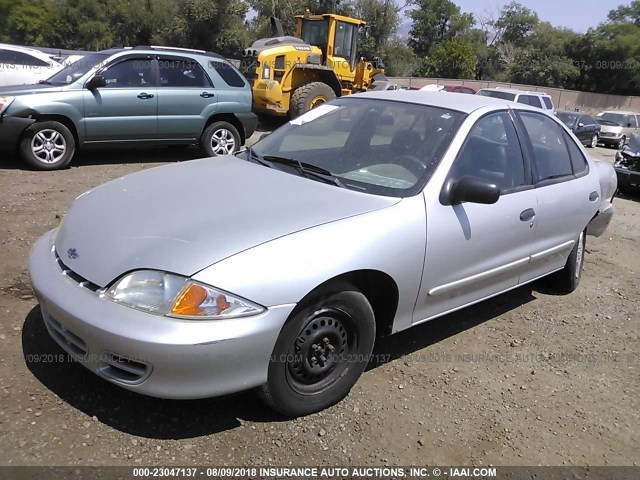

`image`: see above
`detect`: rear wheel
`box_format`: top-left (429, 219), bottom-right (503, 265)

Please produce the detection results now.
top-left (258, 282), bottom-right (375, 417)
top-left (19, 121), bottom-right (75, 170)
top-left (548, 230), bottom-right (585, 294)
top-left (289, 82), bottom-right (336, 118)
top-left (200, 121), bottom-right (240, 156)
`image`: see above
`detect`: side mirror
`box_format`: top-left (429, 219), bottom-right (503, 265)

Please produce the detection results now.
top-left (627, 122), bottom-right (632, 128)
top-left (86, 75), bottom-right (106, 90)
top-left (577, 122), bottom-right (585, 128)
top-left (449, 176), bottom-right (500, 205)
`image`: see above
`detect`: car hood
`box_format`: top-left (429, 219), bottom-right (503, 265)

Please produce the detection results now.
top-left (55, 156), bottom-right (399, 287)
top-left (0, 84), bottom-right (67, 96)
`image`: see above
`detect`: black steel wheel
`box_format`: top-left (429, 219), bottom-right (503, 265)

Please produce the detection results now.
top-left (258, 282), bottom-right (375, 417)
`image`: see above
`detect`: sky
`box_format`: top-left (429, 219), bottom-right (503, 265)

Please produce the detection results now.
top-left (399, 0), bottom-right (627, 35)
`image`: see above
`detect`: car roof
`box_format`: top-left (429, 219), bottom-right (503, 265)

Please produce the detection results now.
top-left (598, 110), bottom-right (639, 115)
top-left (354, 90), bottom-right (544, 114)
top-left (479, 87), bottom-right (550, 97)
top-left (0, 43), bottom-right (55, 59)
top-left (95, 46), bottom-right (225, 60)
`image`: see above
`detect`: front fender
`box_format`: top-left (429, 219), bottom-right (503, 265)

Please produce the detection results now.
top-left (192, 194), bottom-right (426, 334)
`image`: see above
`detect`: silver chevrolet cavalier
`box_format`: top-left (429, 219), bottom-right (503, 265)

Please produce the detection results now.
top-left (28, 91), bottom-right (616, 417)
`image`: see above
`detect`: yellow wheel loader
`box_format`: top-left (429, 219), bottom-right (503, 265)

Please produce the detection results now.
top-left (241, 12), bottom-right (386, 118)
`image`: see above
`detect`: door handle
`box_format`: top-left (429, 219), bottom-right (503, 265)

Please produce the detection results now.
top-left (200, 92), bottom-right (215, 98)
top-left (520, 208), bottom-right (536, 221)
top-left (589, 191), bottom-right (599, 202)
top-left (137, 93), bottom-right (154, 99)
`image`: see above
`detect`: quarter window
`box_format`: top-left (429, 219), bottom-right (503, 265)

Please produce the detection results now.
top-left (159, 58), bottom-right (211, 87)
top-left (520, 112), bottom-right (573, 182)
top-left (542, 97), bottom-right (553, 109)
top-left (451, 112), bottom-right (526, 191)
top-left (210, 60), bottom-right (245, 87)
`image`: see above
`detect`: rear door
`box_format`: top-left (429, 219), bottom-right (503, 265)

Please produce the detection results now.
top-left (416, 110), bottom-right (537, 322)
top-left (516, 111), bottom-right (600, 283)
top-left (83, 55), bottom-right (158, 142)
top-left (156, 55), bottom-right (217, 141)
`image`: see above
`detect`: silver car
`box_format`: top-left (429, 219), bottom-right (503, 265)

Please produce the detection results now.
top-left (596, 110), bottom-right (640, 149)
top-left (28, 92), bottom-right (616, 417)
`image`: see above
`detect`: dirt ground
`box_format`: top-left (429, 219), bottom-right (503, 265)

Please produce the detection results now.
top-left (0, 135), bottom-right (638, 468)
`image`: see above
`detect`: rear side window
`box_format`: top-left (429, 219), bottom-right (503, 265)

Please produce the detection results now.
top-left (0, 49), bottom-right (50, 66)
top-left (210, 60), bottom-right (245, 87)
top-left (542, 97), bottom-right (553, 109)
top-left (518, 95), bottom-right (542, 108)
top-left (159, 58), bottom-right (211, 87)
top-left (520, 111), bottom-right (573, 182)
top-left (564, 131), bottom-right (588, 175)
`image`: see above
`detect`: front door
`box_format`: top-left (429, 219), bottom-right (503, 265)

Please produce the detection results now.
top-left (415, 111), bottom-right (537, 323)
top-left (83, 56), bottom-right (157, 143)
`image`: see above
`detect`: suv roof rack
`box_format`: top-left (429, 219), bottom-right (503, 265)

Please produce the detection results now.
top-left (132, 45), bottom-right (225, 60)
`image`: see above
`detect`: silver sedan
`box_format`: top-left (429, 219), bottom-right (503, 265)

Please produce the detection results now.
top-left (28, 91), bottom-right (616, 417)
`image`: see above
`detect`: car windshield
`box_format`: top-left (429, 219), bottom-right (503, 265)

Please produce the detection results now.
top-left (598, 113), bottom-right (628, 126)
top-left (556, 112), bottom-right (579, 127)
top-left (249, 98), bottom-right (465, 197)
top-left (596, 118), bottom-right (620, 127)
top-left (478, 90), bottom-right (516, 101)
top-left (46, 53), bottom-right (110, 85)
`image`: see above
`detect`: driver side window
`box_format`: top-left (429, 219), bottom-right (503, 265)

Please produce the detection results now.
top-left (102, 59), bottom-right (152, 88)
top-left (451, 112), bottom-right (526, 192)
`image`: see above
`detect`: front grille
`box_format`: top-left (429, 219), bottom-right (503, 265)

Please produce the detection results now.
top-left (42, 311), bottom-right (87, 358)
top-left (98, 352), bottom-right (150, 384)
top-left (54, 249), bottom-right (100, 292)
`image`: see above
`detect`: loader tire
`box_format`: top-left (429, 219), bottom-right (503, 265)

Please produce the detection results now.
top-left (289, 82), bottom-right (336, 118)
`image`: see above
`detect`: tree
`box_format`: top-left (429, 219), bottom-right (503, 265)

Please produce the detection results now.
top-left (1, 0), bottom-right (55, 46)
top-left (408, 0), bottom-right (474, 58)
top-left (491, 1), bottom-right (539, 46)
top-left (353, 0), bottom-right (401, 59)
top-left (424, 36), bottom-right (476, 78)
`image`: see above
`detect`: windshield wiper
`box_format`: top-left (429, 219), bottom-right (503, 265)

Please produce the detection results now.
top-left (245, 146), bottom-right (274, 168)
top-left (263, 155), bottom-right (345, 187)
top-left (37, 80), bottom-right (52, 85)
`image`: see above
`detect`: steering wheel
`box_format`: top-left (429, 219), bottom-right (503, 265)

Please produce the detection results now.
top-left (393, 154), bottom-right (427, 177)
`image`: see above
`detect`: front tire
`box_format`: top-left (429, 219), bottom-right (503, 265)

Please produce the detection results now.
top-left (617, 136), bottom-right (626, 149)
top-left (548, 230), bottom-right (585, 294)
top-left (200, 121), bottom-right (240, 156)
top-left (588, 134), bottom-right (598, 148)
top-left (258, 283), bottom-right (375, 417)
top-left (19, 121), bottom-right (75, 170)
top-left (289, 82), bottom-right (337, 118)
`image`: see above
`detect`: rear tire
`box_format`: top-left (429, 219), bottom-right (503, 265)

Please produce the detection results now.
top-left (258, 282), bottom-right (375, 417)
top-left (200, 121), bottom-right (240, 157)
top-left (19, 121), bottom-right (75, 170)
top-left (548, 230), bottom-right (585, 294)
top-left (289, 82), bottom-right (336, 118)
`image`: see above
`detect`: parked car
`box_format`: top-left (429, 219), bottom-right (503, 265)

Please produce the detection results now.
top-left (0, 43), bottom-right (65, 87)
top-left (477, 87), bottom-right (554, 112)
top-left (556, 111), bottom-right (601, 148)
top-left (29, 91), bottom-right (616, 417)
top-left (596, 111), bottom-right (640, 149)
top-left (614, 132), bottom-right (640, 191)
top-left (0, 46), bottom-right (257, 170)
top-left (419, 84), bottom-right (477, 94)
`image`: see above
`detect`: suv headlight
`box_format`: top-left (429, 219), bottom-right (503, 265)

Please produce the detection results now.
top-left (102, 270), bottom-right (265, 319)
top-left (0, 96), bottom-right (15, 114)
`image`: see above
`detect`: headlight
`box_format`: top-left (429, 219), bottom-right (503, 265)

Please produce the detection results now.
top-left (0, 96), bottom-right (15, 114)
top-left (262, 64), bottom-right (271, 79)
top-left (614, 152), bottom-right (622, 165)
top-left (102, 270), bottom-right (264, 319)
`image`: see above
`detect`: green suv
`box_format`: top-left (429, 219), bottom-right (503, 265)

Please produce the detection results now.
top-left (0, 46), bottom-right (257, 170)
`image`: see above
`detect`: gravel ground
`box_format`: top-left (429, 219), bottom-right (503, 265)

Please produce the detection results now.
top-left (0, 135), bottom-right (638, 467)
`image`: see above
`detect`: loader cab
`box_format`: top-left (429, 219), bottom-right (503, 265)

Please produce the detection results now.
top-left (296, 14), bottom-right (363, 73)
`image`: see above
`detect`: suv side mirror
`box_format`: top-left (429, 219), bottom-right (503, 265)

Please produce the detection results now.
top-left (86, 75), bottom-right (106, 90)
top-left (577, 122), bottom-right (585, 128)
top-left (449, 176), bottom-right (500, 205)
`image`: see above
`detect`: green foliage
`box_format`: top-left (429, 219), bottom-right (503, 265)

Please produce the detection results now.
top-left (408, 0), bottom-right (473, 58)
top-left (491, 1), bottom-right (538, 46)
top-left (424, 36), bottom-right (475, 78)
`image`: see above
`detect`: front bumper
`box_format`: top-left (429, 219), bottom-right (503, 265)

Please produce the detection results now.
top-left (28, 230), bottom-right (295, 399)
top-left (0, 115), bottom-right (35, 150)
top-left (614, 166), bottom-right (640, 190)
top-left (599, 134), bottom-right (624, 146)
